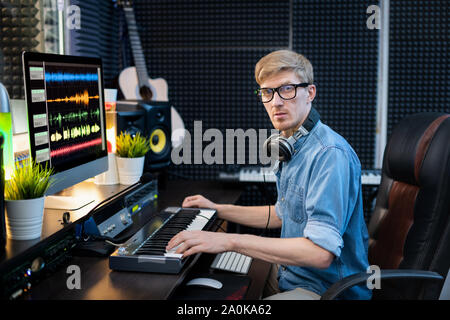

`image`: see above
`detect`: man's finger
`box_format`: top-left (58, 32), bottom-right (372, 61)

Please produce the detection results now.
top-left (166, 231), bottom-right (186, 250)
top-left (182, 244), bottom-right (203, 258)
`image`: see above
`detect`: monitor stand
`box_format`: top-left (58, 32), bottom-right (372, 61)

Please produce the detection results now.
top-left (44, 195), bottom-right (96, 211)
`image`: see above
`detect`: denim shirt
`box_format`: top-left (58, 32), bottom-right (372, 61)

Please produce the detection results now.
top-left (274, 120), bottom-right (371, 300)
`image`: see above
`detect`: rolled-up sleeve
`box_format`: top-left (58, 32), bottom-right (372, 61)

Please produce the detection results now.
top-left (303, 146), bottom-right (358, 258)
top-left (304, 220), bottom-right (343, 257)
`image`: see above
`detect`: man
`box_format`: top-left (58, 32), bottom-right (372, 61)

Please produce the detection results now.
top-left (167, 50), bottom-right (371, 300)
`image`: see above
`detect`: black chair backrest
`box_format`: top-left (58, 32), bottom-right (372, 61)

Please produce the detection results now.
top-left (368, 112), bottom-right (450, 299)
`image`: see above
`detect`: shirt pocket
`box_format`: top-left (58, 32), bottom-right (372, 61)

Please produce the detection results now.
top-left (286, 180), bottom-right (307, 224)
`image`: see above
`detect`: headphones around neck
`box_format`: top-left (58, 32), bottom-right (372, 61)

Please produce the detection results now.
top-left (263, 107), bottom-right (320, 162)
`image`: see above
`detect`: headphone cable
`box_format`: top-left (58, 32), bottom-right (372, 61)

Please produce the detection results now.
top-left (260, 168), bottom-right (271, 237)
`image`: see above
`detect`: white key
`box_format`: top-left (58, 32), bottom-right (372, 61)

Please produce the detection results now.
top-left (230, 252), bottom-right (241, 271)
top-left (217, 252), bottom-right (228, 269)
top-left (240, 256), bottom-right (252, 273)
top-left (185, 209), bottom-right (215, 231)
top-left (235, 254), bottom-right (245, 272)
top-left (215, 251), bottom-right (227, 268)
top-left (224, 252), bottom-right (235, 270)
top-left (164, 252), bottom-right (183, 258)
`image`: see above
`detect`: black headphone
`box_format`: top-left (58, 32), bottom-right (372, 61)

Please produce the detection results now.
top-left (263, 107), bottom-right (320, 162)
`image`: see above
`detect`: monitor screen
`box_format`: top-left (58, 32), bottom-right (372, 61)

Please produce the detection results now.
top-left (22, 52), bottom-right (108, 199)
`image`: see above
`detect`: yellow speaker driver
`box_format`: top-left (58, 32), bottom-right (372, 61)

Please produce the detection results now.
top-left (149, 128), bottom-right (167, 154)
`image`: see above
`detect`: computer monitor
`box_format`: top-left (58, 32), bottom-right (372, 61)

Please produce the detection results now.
top-left (22, 52), bottom-right (108, 209)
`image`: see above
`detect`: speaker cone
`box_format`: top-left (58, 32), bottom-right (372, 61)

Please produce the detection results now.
top-left (149, 128), bottom-right (168, 154)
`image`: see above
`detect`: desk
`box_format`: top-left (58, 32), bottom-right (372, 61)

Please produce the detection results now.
top-left (4, 179), bottom-right (271, 300)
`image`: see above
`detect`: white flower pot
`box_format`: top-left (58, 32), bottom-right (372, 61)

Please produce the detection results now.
top-left (115, 155), bottom-right (145, 185)
top-left (5, 197), bottom-right (45, 240)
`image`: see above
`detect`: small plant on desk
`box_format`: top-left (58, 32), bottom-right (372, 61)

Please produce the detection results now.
top-left (4, 160), bottom-right (53, 240)
top-left (115, 131), bottom-right (151, 185)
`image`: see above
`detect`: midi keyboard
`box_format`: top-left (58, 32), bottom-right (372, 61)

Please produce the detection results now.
top-left (109, 207), bottom-right (217, 274)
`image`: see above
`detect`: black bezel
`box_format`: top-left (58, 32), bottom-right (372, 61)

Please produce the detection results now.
top-left (22, 51), bottom-right (108, 173)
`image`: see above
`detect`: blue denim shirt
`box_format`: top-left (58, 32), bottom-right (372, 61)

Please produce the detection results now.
top-left (274, 120), bottom-right (371, 300)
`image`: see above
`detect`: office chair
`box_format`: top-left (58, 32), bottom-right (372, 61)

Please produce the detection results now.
top-left (321, 112), bottom-right (450, 300)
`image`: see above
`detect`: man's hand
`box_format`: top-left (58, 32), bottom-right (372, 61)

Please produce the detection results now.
top-left (166, 230), bottom-right (233, 258)
top-left (182, 194), bottom-right (217, 209)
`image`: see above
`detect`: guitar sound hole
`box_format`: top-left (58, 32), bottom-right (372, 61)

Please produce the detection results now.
top-left (140, 86), bottom-right (153, 101)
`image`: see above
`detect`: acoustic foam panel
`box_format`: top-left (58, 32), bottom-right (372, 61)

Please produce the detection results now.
top-left (387, 0), bottom-right (449, 137)
top-left (292, 0), bottom-right (379, 170)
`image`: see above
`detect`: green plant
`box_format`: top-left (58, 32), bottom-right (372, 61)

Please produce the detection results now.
top-left (5, 160), bottom-right (54, 200)
top-left (116, 131), bottom-right (151, 158)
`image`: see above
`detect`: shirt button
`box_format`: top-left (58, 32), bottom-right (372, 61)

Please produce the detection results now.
top-left (281, 197), bottom-right (285, 201)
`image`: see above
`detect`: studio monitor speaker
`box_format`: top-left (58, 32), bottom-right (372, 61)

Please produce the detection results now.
top-left (140, 101), bottom-right (172, 170)
top-left (116, 102), bottom-right (147, 137)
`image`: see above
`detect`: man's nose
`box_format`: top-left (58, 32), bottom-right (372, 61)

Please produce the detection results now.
top-left (270, 90), bottom-right (284, 107)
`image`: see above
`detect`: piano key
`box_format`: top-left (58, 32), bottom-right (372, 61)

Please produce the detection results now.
top-left (164, 252), bottom-right (183, 258)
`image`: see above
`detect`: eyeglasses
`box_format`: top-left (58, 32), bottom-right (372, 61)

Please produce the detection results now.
top-left (255, 83), bottom-right (310, 103)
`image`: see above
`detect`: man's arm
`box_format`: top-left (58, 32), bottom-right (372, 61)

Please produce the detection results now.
top-left (182, 195), bottom-right (282, 229)
top-left (166, 231), bottom-right (334, 269)
top-left (232, 234), bottom-right (334, 269)
top-left (216, 204), bottom-right (281, 229)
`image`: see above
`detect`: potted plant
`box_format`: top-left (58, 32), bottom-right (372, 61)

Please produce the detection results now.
top-left (4, 160), bottom-right (53, 240)
top-left (115, 131), bottom-right (150, 185)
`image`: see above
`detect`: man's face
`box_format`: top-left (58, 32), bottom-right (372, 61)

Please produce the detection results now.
top-left (260, 70), bottom-right (315, 137)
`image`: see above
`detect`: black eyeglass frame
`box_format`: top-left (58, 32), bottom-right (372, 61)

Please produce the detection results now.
top-left (255, 83), bottom-right (310, 103)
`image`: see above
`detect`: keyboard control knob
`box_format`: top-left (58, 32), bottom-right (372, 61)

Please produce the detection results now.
top-left (120, 213), bottom-right (128, 225)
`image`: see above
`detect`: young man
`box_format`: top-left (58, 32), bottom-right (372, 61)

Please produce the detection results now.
top-left (167, 50), bottom-right (371, 300)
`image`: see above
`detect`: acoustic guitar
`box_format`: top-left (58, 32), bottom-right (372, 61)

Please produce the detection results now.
top-left (117, 0), bottom-right (168, 101)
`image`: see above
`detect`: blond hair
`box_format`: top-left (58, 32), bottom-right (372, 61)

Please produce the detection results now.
top-left (254, 50), bottom-right (314, 86)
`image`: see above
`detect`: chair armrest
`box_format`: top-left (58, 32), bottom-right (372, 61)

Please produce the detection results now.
top-left (320, 269), bottom-right (443, 300)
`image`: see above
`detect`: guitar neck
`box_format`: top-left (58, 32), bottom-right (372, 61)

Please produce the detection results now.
top-left (123, 7), bottom-right (149, 86)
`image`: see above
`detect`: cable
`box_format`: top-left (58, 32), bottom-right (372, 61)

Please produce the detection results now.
top-left (259, 169), bottom-right (271, 237)
top-left (105, 239), bottom-right (127, 247)
top-left (81, 229), bottom-right (137, 245)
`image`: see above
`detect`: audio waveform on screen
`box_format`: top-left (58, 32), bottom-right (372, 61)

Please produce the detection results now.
top-left (50, 138), bottom-right (103, 158)
top-left (49, 109), bottom-right (100, 127)
top-left (51, 131), bottom-right (62, 142)
top-left (45, 72), bottom-right (98, 82)
top-left (47, 90), bottom-right (99, 107)
top-left (50, 124), bottom-right (101, 142)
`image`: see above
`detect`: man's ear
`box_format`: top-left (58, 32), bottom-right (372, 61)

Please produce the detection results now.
top-left (308, 84), bottom-right (316, 103)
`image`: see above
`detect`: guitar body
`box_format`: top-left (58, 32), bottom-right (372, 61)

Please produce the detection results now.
top-left (119, 66), bottom-right (169, 102)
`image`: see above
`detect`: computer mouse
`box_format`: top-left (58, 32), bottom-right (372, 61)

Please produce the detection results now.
top-left (185, 277), bottom-right (223, 290)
